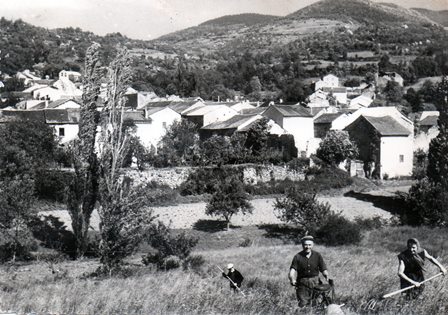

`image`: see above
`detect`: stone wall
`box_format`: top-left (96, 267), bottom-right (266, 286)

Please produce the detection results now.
top-left (127, 164), bottom-right (305, 188)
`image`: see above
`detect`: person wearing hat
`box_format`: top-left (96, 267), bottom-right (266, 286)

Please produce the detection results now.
top-left (222, 263), bottom-right (244, 292)
top-left (397, 238), bottom-right (446, 299)
top-left (288, 235), bottom-right (330, 307)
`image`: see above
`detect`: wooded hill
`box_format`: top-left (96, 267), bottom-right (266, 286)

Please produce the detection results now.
top-left (0, 0), bottom-right (447, 102)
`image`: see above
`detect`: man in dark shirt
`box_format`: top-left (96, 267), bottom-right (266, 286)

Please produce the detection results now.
top-left (289, 235), bottom-right (329, 307)
top-left (222, 263), bottom-right (244, 292)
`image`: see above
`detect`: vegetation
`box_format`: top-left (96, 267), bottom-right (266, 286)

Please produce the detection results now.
top-left (205, 175), bottom-right (253, 230)
top-left (316, 130), bottom-right (358, 166)
top-left (66, 43), bottom-right (102, 258)
top-left (1, 226), bottom-right (447, 314)
top-left (401, 77), bottom-right (448, 225)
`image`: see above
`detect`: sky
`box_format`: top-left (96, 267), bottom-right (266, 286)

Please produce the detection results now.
top-left (1, 0), bottom-right (447, 40)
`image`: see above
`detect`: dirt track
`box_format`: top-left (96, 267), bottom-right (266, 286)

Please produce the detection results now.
top-left (41, 184), bottom-right (410, 230)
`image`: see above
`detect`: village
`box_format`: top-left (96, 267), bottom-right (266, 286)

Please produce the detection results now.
top-left (0, 69), bottom-right (440, 180)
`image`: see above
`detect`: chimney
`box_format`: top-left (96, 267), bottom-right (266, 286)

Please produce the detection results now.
top-left (45, 100), bottom-right (49, 108)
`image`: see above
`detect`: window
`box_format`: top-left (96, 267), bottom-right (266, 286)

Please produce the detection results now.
top-left (399, 155), bottom-right (404, 163)
top-left (162, 122), bottom-right (167, 128)
top-left (59, 127), bottom-right (65, 137)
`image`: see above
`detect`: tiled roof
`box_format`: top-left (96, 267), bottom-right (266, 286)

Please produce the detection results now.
top-left (44, 109), bottom-right (80, 124)
top-left (322, 87), bottom-right (347, 93)
top-left (1, 109), bottom-right (46, 122)
top-left (201, 115), bottom-right (256, 130)
top-left (47, 98), bottom-right (81, 109)
top-left (123, 110), bottom-right (151, 123)
top-left (142, 101), bottom-right (173, 108)
top-left (240, 107), bottom-right (266, 115)
top-left (314, 113), bottom-right (343, 124)
top-left (144, 107), bottom-right (165, 116)
top-left (272, 105), bottom-right (312, 117)
top-left (419, 115), bottom-right (438, 126)
top-left (362, 115), bottom-right (410, 136)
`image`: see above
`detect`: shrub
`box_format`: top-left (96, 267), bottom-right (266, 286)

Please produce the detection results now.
top-left (143, 221), bottom-right (198, 269)
top-left (35, 170), bottom-right (72, 202)
top-left (28, 215), bottom-right (77, 258)
top-left (354, 216), bottom-right (389, 230)
top-left (316, 130), bottom-right (358, 166)
top-left (316, 214), bottom-right (362, 246)
top-left (287, 157), bottom-right (310, 172)
top-left (179, 167), bottom-right (241, 196)
top-left (274, 189), bottom-right (332, 232)
top-left (182, 254), bottom-right (205, 272)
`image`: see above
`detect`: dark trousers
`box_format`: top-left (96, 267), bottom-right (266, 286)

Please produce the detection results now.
top-left (295, 276), bottom-right (319, 307)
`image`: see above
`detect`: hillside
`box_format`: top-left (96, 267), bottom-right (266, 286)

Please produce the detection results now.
top-left (413, 8), bottom-right (448, 26)
top-left (289, 0), bottom-right (437, 25)
top-left (199, 13), bottom-right (278, 27)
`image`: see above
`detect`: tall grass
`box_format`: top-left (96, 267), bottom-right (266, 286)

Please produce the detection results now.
top-left (0, 226), bottom-right (448, 314)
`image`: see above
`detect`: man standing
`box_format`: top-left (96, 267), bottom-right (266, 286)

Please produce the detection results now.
top-left (398, 238), bottom-right (446, 299)
top-left (222, 263), bottom-right (244, 292)
top-left (289, 235), bottom-right (330, 307)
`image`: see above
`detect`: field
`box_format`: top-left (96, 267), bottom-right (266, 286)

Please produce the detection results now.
top-left (1, 224), bottom-right (448, 315)
top-left (3, 181), bottom-right (448, 314)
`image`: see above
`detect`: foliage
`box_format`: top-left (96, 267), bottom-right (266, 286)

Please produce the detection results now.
top-left (205, 175), bottom-right (253, 229)
top-left (28, 215), bottom-right (77, 257)
top-left (66, 43), bottom-right (102, 258)
top-left (316, 130), bottom-right (358, 165)
top-left (96, 47), bottom-right (155, 273)
top-left (180, 167), bottom-right (241, 196)
top-left (383, 80), bottom-right (403, 103)
top-left (35, 169), bottom-right (72, 202)
top-left (402, 77), bottom-right (448, 226)
top-left (153, 119), bottom-right (200, 167)
top-left (316, 213), bottom-right (362, 246)
top-left (142, 221), bottom-right (198, 270)
top-left (274, 189), bottom-right (332, 232)
top-left (412, 149), bottom-right (428, 180)
top-left (0, 120), bottom-right (57, 261)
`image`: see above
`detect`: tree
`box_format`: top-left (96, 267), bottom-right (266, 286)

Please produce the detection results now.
top-left (244, 118), bottom-right (270, 160)
top-left (0, 120), bottom-right (57, 261)
top-left (96, 47), bottom-right (155, 273)
top-left (404, 88), bottom-right (423, 112)
top-left (316, 130), bottom-right (358, 166)
top-left (205, 175), bottom-right (253, 230)
top-left (155, 119), bottom-right (199, 167)
top-left (403, 77), bottom-right (448, 225)
top-left (274, 189), bottom-right (332, 232)
top-left (384, 81), bottom-right (403, 103)
top-left (66, 43), bottom-right (102, 258)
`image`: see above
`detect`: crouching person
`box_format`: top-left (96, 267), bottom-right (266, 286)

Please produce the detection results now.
top-left (289, 235), bottom-right (330, 307)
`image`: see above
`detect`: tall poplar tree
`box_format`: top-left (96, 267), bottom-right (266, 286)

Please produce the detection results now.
top-left (66, 43), bottom-right (102, 258)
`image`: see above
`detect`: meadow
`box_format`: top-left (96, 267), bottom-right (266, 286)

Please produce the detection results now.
top-left (1, 225), bottom-right (448, 315)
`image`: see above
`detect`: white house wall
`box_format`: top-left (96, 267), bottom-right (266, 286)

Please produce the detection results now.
top-left (52, 124), bottom-right (79, 144)
top-left (380, 136), bottom-right (413, 178)
top-left (283, 117), bottom-right (314, 153)
top-left (135, 110), bottom-right (181, 149)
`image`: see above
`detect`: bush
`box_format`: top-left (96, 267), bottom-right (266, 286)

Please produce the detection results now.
top-left (142, 222), bottom-right (198, 269)
top-left (182, 254), bottom-right (205, 272)
top-left (287, 157), bottom-right (310, 172)
top-left (274, 189), bottom-right (332, 232)
top-left (354, 216), bottom-right (389, 230)
top-left (0, 228), bottom-right (37, 262)
top-left (29, 215), bottom-right (77, 258)
top-left (316, 214), bottom-right (362, 246)
top-left (34, 170), bottom-right (72, 202)
top-left (179, 167), bottom-right (241, 196)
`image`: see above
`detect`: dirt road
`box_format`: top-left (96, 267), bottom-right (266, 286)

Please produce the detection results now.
top-left (41, 184), bottom-right (409, 230)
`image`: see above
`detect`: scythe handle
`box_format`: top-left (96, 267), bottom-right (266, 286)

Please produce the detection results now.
top-left (382, 272), bottom-right (443, 299)
top-left (216, 265), bottom-right (246, 297)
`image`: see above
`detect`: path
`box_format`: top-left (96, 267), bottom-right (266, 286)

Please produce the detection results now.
top-left (41, 184), bottom-right (407, 230)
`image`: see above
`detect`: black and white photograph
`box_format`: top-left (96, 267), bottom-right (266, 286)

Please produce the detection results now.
top-left (0, 0), bottom-right (447, 314)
